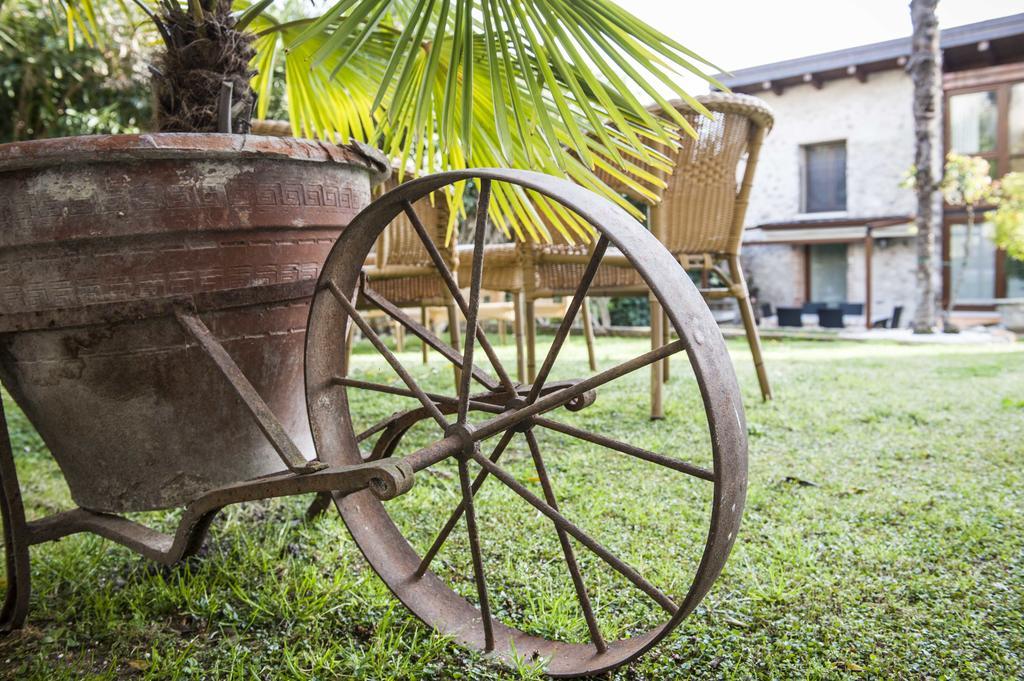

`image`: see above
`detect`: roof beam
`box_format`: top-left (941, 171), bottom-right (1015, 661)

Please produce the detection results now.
top-left (801, 73), bottom-right (824, 89)
top-left (846, 64), bottom-right (869, 83)
top-left (978, 39), bottom-right (997, 65)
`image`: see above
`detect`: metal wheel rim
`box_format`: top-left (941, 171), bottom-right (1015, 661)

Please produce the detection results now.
top-left (305, 169), bottom-right (748, 676)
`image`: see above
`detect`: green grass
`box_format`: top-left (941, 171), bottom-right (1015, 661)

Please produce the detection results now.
top-left (1, 336), bottom-right (1022, 679)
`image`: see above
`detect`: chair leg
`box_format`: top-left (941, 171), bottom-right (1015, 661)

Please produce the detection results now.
top-left (498, 319), bottom-right (506, 346)
top-left (394, 319), bottom-right (405, 353)
top-left (0, 399), bottom-right (31, 633)
top-left (513, 291), bottom-right (526, 384)
top-left (421, 306), bottom-right (429, 364)
top-left (525, 299), bottom-right (537, 383)
top-left (729, 255), bottom-right (772, 400)
top-left (662, 308), bottom-right (671, 382)
top-left (582, 297), bottom-right (597, 372)
top-left (447, 301), bottom-right (461, 389)
top-left (595, 297), bottom-right (611, 328)
top-left (649, 294), bottom-right (665, 420)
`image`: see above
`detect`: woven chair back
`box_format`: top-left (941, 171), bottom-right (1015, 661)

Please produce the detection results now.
top-left (656, 94), bottom-right (773, 257)
top-left (374, 177), bottom-right (451, 269)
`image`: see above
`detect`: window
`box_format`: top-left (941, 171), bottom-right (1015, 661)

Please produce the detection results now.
top-left (944, 71), bottom-right (1024, 303)
top-left (1011, 83), bottom-right (1024, 172)
top-left (949, 222), bottom-right (997, 302)
top-left (947, 77), bottom-right (1024, 177)
top-left (802, 142), bottom-right (846, 213)
top-left (1007, 257), bottom-right (1024, 299)
top-left (949, 90), bottom-right (998, 155)
top-left (809, 243), bottom-right (848, 305)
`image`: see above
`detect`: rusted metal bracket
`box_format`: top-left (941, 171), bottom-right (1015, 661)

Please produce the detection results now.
top-left (0, 399), bottom-right (30, 632)
top-left (25, 458), bottom-right (413, 566)
top-left (174, 308), bottom-right (325, 474)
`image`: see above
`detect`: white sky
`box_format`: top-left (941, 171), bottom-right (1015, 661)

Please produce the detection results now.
top-left (618, 0), bottom-right (1024, 92)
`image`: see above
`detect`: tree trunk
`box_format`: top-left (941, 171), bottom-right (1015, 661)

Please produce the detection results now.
top-left (909, 0), bottom-right (942, 333)
top-left (153, 0), bottom-right (256, 133)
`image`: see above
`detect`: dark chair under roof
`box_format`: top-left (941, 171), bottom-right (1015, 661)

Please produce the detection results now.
top-left (777, 307), bottom-right (803, 328)
top-left (872, 305), bottom-right (904, 329)
top-left (818, 308), bottom-right (845, 329)
top-left (840, 302), bottom-right (864, 316)
top-left (802, 301), bottom-right (827, 315)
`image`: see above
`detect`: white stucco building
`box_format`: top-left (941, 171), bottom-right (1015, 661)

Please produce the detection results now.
top-left (718, 13), bottom-right (1024, 327)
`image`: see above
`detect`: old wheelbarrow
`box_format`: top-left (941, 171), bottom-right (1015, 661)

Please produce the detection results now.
top-left (0, 168), bottom-right (747, 677)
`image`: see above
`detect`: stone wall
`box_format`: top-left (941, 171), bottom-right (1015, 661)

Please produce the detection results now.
top-left (738, 69), bottom-right (925, 326)
top-left (745, 69), bottom-right (917, 224)
top-left (742, 244), bottom-right (804, 308)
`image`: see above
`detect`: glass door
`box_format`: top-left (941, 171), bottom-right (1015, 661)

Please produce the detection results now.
top-left (949, 222), bottom-right (997, 303)
top-left (809, 243), bottom-right (848, 305)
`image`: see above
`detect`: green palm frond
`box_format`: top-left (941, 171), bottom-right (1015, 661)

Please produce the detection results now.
top-left (52, 0), bottom-right (724, 242)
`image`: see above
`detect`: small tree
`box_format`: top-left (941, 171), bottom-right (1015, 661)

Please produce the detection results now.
top-left (940, 154), bottom-right (992, 326)
top-left (988, 172), bottom-right (1024, 264)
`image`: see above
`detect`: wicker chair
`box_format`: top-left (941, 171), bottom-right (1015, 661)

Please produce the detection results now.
top-left (642, 93), bottom-right (774, 408)
top-left (489, 93), bottom-right (774, 418)
top-left (465, 234), bottom-right (603, 386)
top-left (359, 179), bottom-right (462, 380)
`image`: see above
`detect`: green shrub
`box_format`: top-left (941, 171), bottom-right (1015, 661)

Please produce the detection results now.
top-left (608, 296), bottom-right (650, 327)
top-left (0, 0), bottom-right (152, 142)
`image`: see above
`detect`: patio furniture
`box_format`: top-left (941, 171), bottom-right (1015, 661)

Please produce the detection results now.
top-left (817, 308), bottom-right (845, 328)
top-left (777, 307), bottom-right (804, 327)
top-left (760, 302), bottom-right (775, 320)
top-left (472, 292), bottom-right (576, 360)
top-left (840, 302), bottom-right (864, 316)
top-left (467, 235), bottom-right (602, 385)
top-left (871, 305), bottom-right (904, 329)
top-left (360, 178), bottom-right (462, 382)
top-left (802, 301), bottom-right (827, 315)
top-left (593, 93), bottom-right (775, 414)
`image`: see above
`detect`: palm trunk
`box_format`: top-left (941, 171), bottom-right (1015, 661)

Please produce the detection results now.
top-left (152, 0), bottom-right (256, 133)
top-left (909, 0), bottom-right (942, 333)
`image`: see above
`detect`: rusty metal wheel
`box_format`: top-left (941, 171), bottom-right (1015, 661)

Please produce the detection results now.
top-left (305, 170), bottom-right (747, 676)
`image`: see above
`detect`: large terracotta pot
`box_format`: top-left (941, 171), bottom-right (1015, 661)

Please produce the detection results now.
top-left (0, 134), bottom-right (388, 512)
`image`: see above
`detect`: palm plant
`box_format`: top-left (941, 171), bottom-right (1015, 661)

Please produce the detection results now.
top-left (55, 0), bottom-right (725, 238)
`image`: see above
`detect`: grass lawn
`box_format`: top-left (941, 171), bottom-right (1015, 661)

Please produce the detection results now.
top-left (0, 335), bottom-right (1022, 679)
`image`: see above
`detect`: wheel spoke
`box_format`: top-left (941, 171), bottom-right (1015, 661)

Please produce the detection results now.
top-left (470, 340), bottom-right (686, 443)
top-left (458, 179), bottom-right (491, 426)
top-left (360, 284), bottom-right (499, 392)
top-left (355, 413), bottom-right (399, 445)
top-left (326, 282), bottom-right (449, 431)
top-left (534, 417), bottom-right (715, 481)
top-left (403, 199), bottom-right (518, 396)
top-left (458, 455), bottom-right (495, 651)
top-left (331, 377), bottom-right (504, 416)
top-left (523, 430), bottom-right (606, 653)
top-left (467, 447), bottom-right (679, 615)
top-left (526, 236), bottom-right (609, 403)
top-left (344, 341), bottom-right (687, 465)
top-left (414, 430), bottom-right (516, 578)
